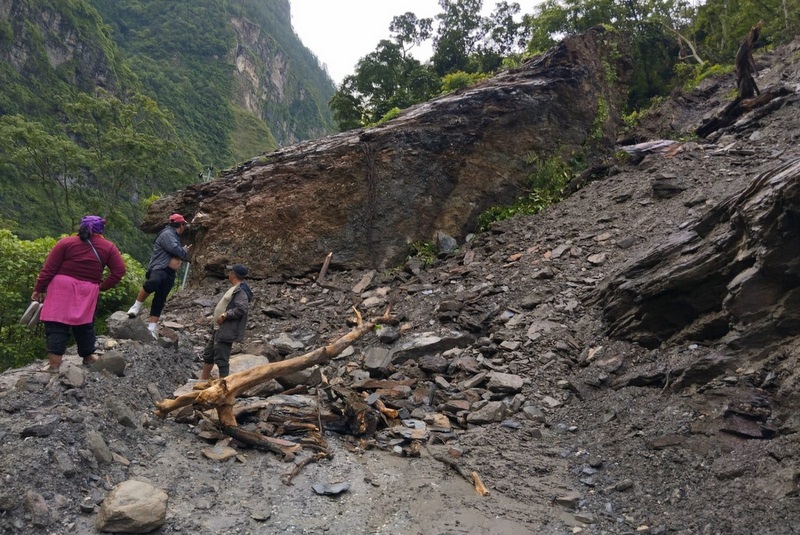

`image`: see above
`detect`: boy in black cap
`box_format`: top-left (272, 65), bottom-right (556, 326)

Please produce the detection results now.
top-left (199, 264), bottom-right (253, 379)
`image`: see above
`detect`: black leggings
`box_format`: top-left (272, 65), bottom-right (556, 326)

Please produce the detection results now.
top-left (44, 321), bottom-right (95, 359)
top-left (142, 268), bottom-right (177, 318)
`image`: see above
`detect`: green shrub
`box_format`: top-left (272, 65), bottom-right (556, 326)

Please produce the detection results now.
top-left (477, 155), bottom-right (574, 231)
top-left (440, 71), bottom-right (489, 94)
top-left (614, 149), bottom-right (631, 165)
top-left (408, 240), bottom-right (437, 266)
top-left (674, 63), bottom-right (733, 92)
top-left (376, 107), bottom-right (402, 125)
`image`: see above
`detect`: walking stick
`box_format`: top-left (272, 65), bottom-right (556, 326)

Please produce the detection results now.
top-left (181, 262), bottom-right (190, 290)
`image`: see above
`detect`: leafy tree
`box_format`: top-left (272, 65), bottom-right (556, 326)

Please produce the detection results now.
top-left (0, 116), bottom-right (89, 233)
top-left (524, 0), bottom-right (690, 108)
top-left (329, 81), bottom-right (367, 131)
top-left (694, 0), bottom-right (799, 63)
top-left (389, 12), bottom-right (434, 56)
top-left (431, 0), bottom-right (486, 75)
top-left (473, 1), bottom-right (531, 72)
top-left (0, 89), bottom-right (198, 260)
top-left (330, 40), bottom-right (440, 129)
top-left (330, 1), bottom-right (530, 131)
top-left (64, 89), bottom-right (197, 219)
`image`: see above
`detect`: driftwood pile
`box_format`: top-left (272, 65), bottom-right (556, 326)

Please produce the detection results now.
top-left (154, 305), bottom-right (490, 494)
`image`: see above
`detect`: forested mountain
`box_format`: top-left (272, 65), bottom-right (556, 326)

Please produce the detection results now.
top-left (0, 0), bottom-right (335, 260)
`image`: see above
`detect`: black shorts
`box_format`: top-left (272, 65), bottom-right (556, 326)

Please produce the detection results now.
top-left (142, 268), bottom-right (176, 317)
top-left (202, 334), bottom-right (233, 377)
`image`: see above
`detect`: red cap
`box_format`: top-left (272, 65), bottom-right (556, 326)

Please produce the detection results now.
top-left (169, 213), bottom-right (187, 224)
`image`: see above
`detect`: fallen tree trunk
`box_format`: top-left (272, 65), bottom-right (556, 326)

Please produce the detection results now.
top-left (154, 308), bottom-right (389, 426)
top-left (695, 87), bottom-right (791, 138)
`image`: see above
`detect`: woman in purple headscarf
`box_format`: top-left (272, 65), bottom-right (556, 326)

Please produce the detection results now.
top-left (32, 216), bottom-right (126, 371)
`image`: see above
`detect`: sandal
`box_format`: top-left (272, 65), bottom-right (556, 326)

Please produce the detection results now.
top-left (40, 364), bottom-right (59, 373)
top-left (82, 355), bottom-right (100, 366)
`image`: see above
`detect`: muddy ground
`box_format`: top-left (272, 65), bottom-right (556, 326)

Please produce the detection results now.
top-left (1, 39), bottom-right (800, 535)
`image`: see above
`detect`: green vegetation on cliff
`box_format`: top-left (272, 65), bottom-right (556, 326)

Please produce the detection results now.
top-left (0, 0), bottom-right (335, 261)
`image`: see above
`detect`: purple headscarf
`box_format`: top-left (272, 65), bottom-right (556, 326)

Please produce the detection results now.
top-left (80, 215), bottom-right (106, 235)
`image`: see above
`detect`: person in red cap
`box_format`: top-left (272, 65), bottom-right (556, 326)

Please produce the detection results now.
top-left (127, 213), bottom-right (191, 338)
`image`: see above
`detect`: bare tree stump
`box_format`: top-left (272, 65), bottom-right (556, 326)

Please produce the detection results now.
top-left (735, 20), bottom-right (763, 99)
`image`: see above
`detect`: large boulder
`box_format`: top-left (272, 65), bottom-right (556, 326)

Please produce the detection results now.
top-left (143, 28), bottom-right (632, 280)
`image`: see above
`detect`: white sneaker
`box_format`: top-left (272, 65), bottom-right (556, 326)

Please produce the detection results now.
top-left (149, 329), bottom-right (158, 340)
top-left (127, 305), bottom-right (140, 318)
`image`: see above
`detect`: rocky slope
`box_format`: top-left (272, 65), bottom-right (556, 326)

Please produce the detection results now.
top-left (1, 36), bottom-right (800, 535)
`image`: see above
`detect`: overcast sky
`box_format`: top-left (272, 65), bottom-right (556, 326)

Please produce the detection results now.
top-left (290, 0), bottom-right (541, 85)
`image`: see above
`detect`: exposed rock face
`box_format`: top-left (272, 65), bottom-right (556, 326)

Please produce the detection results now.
top-left (144, 27), bottom-right (632, 281)
top-left (4, 35), bottom-right (800, 535)
top-left (0, 0), bottom-right (118, 89)
top-left (596, 156), bottom-right (800, 350)
top-left (230, 0), bottom-right (333, 146)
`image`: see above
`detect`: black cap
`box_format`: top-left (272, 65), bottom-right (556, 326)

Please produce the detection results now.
top-left (225, 264), bottom-right (248, 278)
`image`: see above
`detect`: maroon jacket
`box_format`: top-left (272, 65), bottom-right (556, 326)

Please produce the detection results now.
top-left (34, 235), bottom-right (126, 292)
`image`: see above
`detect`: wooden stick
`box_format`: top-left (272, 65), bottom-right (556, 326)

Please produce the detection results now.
top-left (222, 425), bottom-right (301, 458)
top-left (427, 449), bottom-right (490, 496)
top-left (281, 452), bottom-right (332, 485)
top-left (317, 252), bottom-right (333, 283)
top-left (470, 471), bottom-right (490, 496)
top-left (375, 399), bottom-right (399, 419)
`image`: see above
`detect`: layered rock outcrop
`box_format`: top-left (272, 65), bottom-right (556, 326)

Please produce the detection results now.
top-left (596, 156), bottom-right (800, 350)
top-left (144, 27), bottom-right (633, 281)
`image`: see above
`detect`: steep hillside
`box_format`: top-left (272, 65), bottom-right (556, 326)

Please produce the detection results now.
top-left (0, 0), bottom-right (335, 259)
top-left (90, 0), bottom-right (336, 164)
top-left (0, 33), bottom-right (798, 535)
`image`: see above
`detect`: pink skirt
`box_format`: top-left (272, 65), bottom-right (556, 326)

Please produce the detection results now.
top-left (40, 274), bottom-right (100, 325)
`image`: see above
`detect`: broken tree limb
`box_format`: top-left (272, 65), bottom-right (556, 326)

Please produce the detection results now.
top-left (281, 452), bottom-right (333, 485)
top-left (372, 397), bottom-right (399, 420)
top-left (735, 20), bottom-right (763, 99)
top-left (154, 306), bottom-right (392, 426)
top-left (222, 425), bottom-right (302, 459)
top-left (332, 386), bottom-right (381, 436)
top-left (470, 471), bottom-right (490, 496)
top-left (661, 23), bottom-right (704, 66)
top-left (695, 87), bottom-right (791, 138)
top-left (427, 448), bottom-right (490, 496)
